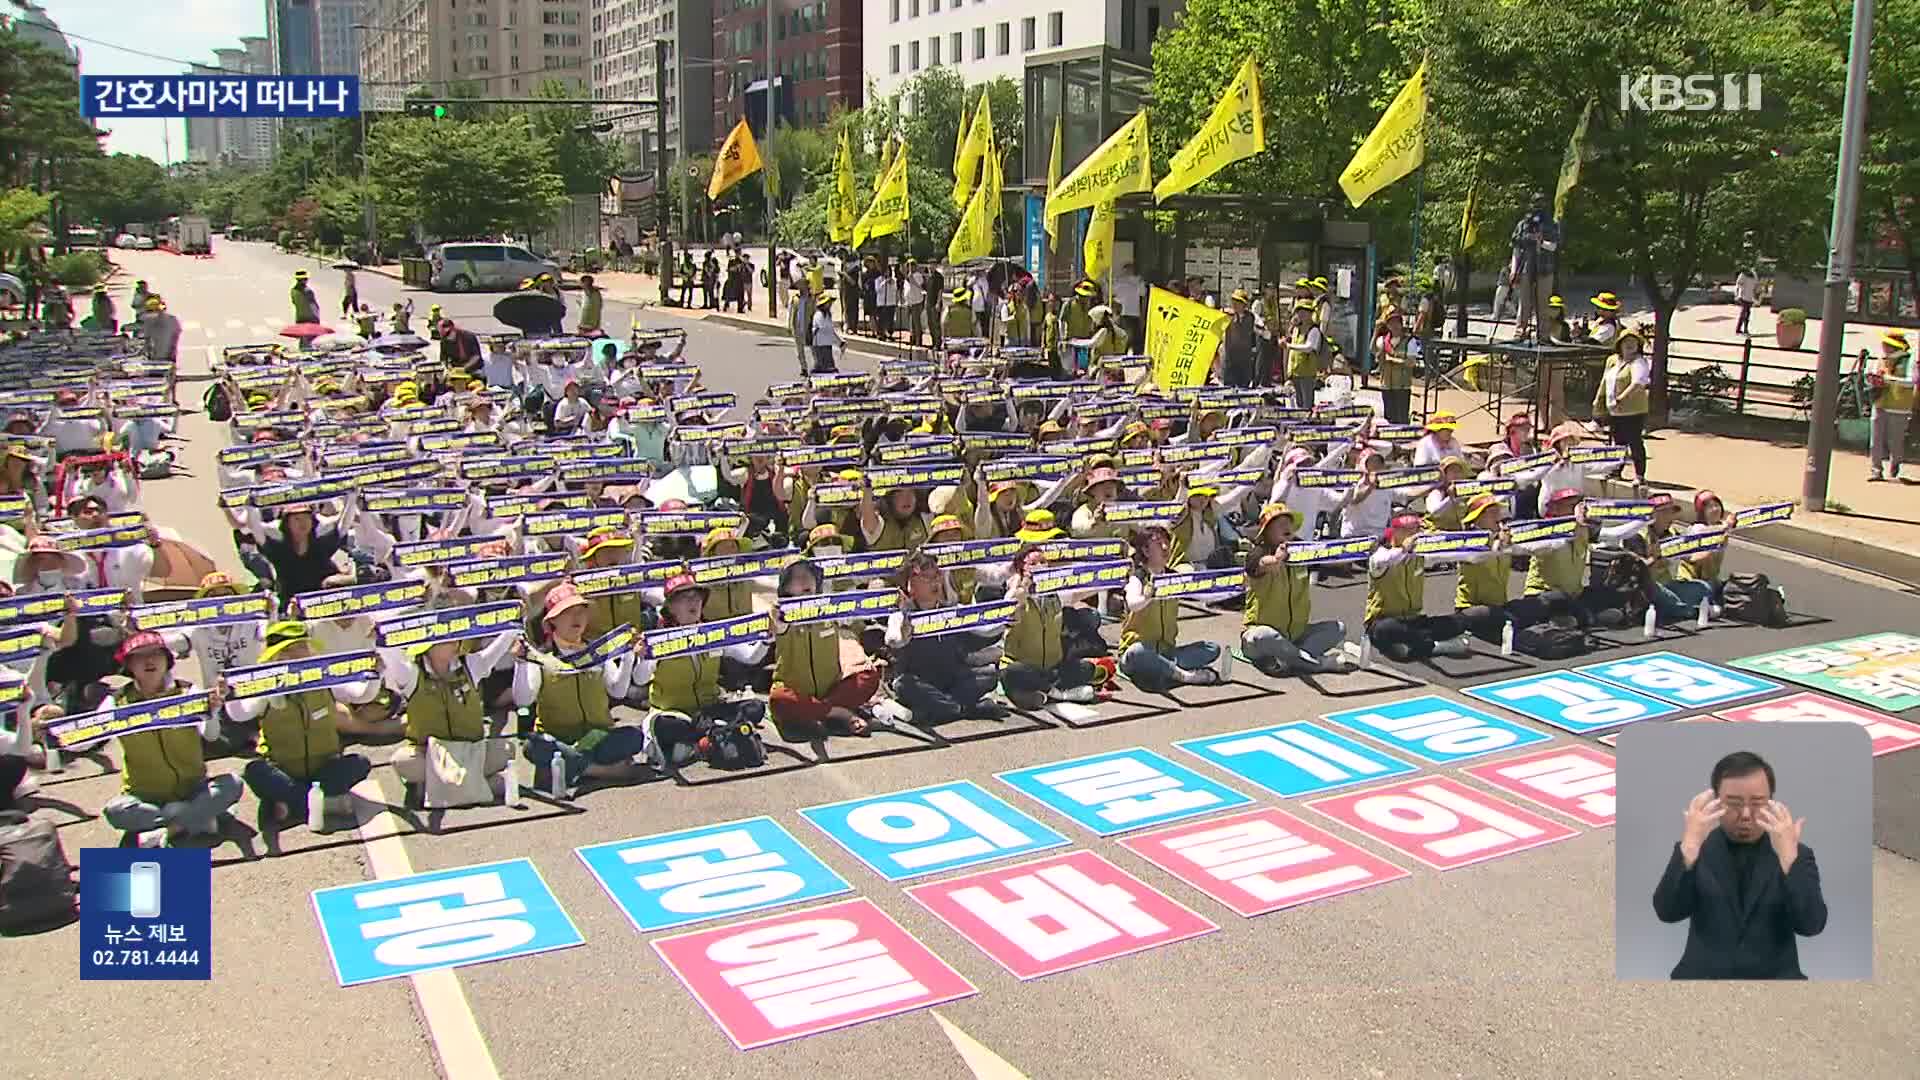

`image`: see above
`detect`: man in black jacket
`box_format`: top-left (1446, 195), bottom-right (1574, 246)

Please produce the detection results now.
top-left (437, 319), bottom-right (484, 380)
top-left (1652, 750), bottom-right (1826, 979)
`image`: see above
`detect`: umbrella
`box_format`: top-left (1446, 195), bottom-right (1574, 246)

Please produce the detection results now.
top-left (142, 529), bottom-right (221, 600)
top-left (331, 260), bottom-right (361, 270)
top-left (280, 322), bottom-right (334, 340)
top-left (493, 290), bottom-right (565, 333)
top-left (312, 333), bottom-right (367, 352)
top-left (371, 332), bottom-right (427, 352)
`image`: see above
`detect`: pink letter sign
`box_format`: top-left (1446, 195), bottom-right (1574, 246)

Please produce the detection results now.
top-left (1306, 775), bottom-right (1578, 870)
top-left (1462, 746), bottom-right (1617, 827)
top-left (1718, 691), bottom-right (1920, 757)
top-left (1119, 807), bottom-right (1409, 917)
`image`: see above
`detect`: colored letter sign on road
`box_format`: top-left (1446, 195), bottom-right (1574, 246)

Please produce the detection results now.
top-left (996, 747), bottom-right (1251, 837)
top-left (1306, 776), bottom-right (1579, 871)
top-left (311, 858), bottom-right (583, 987)
top-left (1733, 633), bottom-right (1920, 712)
top-left (1174, 721), bottom-right (1418, 799)
top-left (1321, 695), bottom-right (1550, 765)
top-left (651, 897), bottom-right (976, 1051)
top-left (1118, 807), bottom-right (1409, 918)
top-left (575, 817), bottom-right (850, 933)
top-left (1597, 715), bottom-right (1721, 747)
top-left (1717, 691), bottom-right (1920, 757)
top-left (1463, 672), bottom-right (1679, 735)
top-left (1461, 746), bottom-right (1618, 827)
top-left (1577, 651), bottom-right (1778, 708)
top-left (903, 850), bottom-right (1217, 980)
top-left (799, 780), bottom-right (1067, 882)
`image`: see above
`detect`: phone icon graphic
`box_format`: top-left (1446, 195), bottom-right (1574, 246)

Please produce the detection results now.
top-left (128, 862), bottom-right (162, 919)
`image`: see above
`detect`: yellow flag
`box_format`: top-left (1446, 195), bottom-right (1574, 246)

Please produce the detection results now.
top-left (951, 91), bottom-right (993, 208)
top-left (1083, 202), bottom-right (1115, 280)
top-left (953, 103), bottom-right (971, 187)
top-left (948, 168), bottom-right (995, 264)
top-left (1555, 100), bottom-right (1594, 219)
top-left (1338, 61), bottom-right (1427, 208)
top-left (1045, 110), bottom-right (1152, 223)
top-left (1146, 286), bottom-right (1230, 389)
top-left (707, 118), bottom-right (763, 201)
top-left (1044, 116), bottom-right (1064, 243)
top-left (875, 138), bottom-right (896, 198)
top-left (1459, 153), bottom-right (1480, 251)
top-left (828, 128), bottom-right (857, 243)
top-left (853, 142), bottom-right (910, 248)
top-left (1154, 56), bottom-right (1265, 203)
top-left (983, 143), bottom-right (1004, 226)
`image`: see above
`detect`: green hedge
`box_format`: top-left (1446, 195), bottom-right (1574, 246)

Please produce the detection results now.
top-left (47, 251), bottom-right (110, 287)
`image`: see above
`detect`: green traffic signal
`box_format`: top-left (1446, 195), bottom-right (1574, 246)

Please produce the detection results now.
top-left (432, 104), bottom-right (448, 119)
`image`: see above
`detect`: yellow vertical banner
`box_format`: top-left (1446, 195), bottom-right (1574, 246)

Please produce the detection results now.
top-left (1146, 286), bottom-right (1230, 388)
top-left (1337, 61), bottom-right (1427, 208)
top-left (1083, 201), bottom-right (1115, 281)
top-left (1154, 56), bottom-right (1266, 202)
top-left (951, 91), bottom-right (992, 208)
top-left (828, 128), bottom-right (857, 243)
top-left (948, 169), bottom-right (995, 264)
top-left (1459, 153), bottom-right (1480, 250)
top-left (1044, 116), bottom-right (1064, 243)
top-left (853, 142), bottom-right (911, 248)
top-left (708, 118), bottom-right (764, 200)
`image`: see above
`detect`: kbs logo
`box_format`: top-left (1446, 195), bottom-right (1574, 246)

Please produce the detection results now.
top-left (1619, 73), bottom-right (1763, 112)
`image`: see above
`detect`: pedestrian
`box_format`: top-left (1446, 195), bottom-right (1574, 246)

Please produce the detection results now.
top-left (290, 270), bottom-right (319, 324)
top-left (139, 297), bottom-right (182, 367)
top-left (340, 265), bottom-right (358, 317)
top-left (971, 266), bottom-right (994, 339)
top-left (1734, 266), bottom-right (1759, 336)
top-left (1284, 300), bottom-right (1322, 408)
top-left (678, 252), bottom-right (697, 307)
top-left (390, 299), bottom-right (414, 335)
top-left (924, 263), bottom-right (945, 350)
top-left (872, 260), bottom-right (898, 341)
top-left (577, 274), bottom-right (603, 335)
top-left (1217, 289), bottom-right (1259, 388)
top-left (1376, 313), bottom-right (1414, 423)
top-left (438, 318), bottom-right (484, 380)
top-left (902, 261), bottom-right (926, 348)
top-left (1867, 329), bottom-right (1916, 482)
top-left (1592, 327), bottom-right (1653, 492)
top-left (810, 290), bottom-right (843, 374)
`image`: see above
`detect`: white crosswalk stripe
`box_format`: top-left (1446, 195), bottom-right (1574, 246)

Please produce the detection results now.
top-left (225, 318), bottom-right (245, 328)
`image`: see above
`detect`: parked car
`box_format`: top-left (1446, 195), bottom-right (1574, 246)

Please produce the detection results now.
top-left (116, 233), bottom-right (139, 249)
top-left (427, 241), bottom-right (560, 292)
top-left (133, 236), bottom-right (156, 250)
top-left (0, 272), bottom-right (23, 311)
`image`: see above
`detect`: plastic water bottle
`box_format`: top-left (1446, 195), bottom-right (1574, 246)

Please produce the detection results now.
top-left (502, 758), bottom-right (520, 807)
top-left (201, 705), bottom-right (221, 741)
top-left (548, 751), bottom-right (566, 799)
top-left (307, 784), bottom-right (326, 830)
top-left (1357, 636), bottom-right (1373, 669)
top-left (1500, 621), bottom-right (1515, 657)
top-left (1642, 604), bottom-right (1658, 639)
top-left (45, 744), bottom-right (63, 773)
top-left (1696, 597), bottom-right (1711, 629)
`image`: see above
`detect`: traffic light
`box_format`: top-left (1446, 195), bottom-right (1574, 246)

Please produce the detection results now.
top-left (405, 101), bottom-right (450, 119)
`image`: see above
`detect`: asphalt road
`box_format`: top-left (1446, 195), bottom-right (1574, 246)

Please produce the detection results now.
top-left (10, 240), bottom-right (1920, 1080)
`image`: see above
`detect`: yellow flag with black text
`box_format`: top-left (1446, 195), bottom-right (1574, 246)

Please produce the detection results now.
top-left (1338, 61), bottom-right (1427, 208)
top-left (953, 103), bottom-right (971, 182)
top-left (1044, 116), bottom-right (1064, 243)
top-left (875, 138), bottom-right (897, 198)
top-left (853, 141), bottom-right (911, 248)
top-left (948, 168), bottom-right (995, 264)
top-left (1083, 202), bottom-right (1115, 281)
top-left (828, 128), bottom-right (857, 243)
top-left (1146, 286), bottom-right (1231, 389)
top-left (708, 118), bottom-right (763, 201)
top-left (1155, 56), bottom-right (1265, 202)
top-left (1555, 100), bottom-right (1594, 219)
top-left (952, 93), bottom-right (993, 208)
top-left (1046, 110), bottom-right (1152, 223)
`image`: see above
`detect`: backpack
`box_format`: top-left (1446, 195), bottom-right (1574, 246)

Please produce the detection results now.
top-left (698, 715), bottom-right (766, 770)
top-left (1514, 623), bottom-right (1588, 660)
top-left (203, 382), bottom-right (232, 422)
top-left (1722, 572), bottom-right (1788, 627)
top-left (0, 810), bottom-right (78, 933)
top-left (138, 451), bottom-right (174, 480)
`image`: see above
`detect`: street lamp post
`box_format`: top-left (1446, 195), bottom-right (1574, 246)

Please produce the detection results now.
top-left (765, 0), bottom-right (778, 319)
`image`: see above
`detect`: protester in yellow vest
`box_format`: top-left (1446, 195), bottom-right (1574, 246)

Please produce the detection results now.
top-left (883, 551), bottom-right (1009, 724)
top-left (1284, 301), bottom-right (1323, 409)
top-left (1592, 327), bottom-right (1652, 491)
top-left (858, 478), bottom-right (932, 553)
top-left (1364, 514), bottom-right (1472, 661)
top-left (767, 558), bottom-right (881, 738)
top-left (1674, 490), bottom-right (1737, 598)
top-left (1240, 503), bottom-right (1351, 676)
top-left (1070, 466), bottom-right (1125, 539)
top-left (1521, 488), bottom-right (1648, 629)
top-left (1063, 281), bottom-right (1098, 338)
top-left (516, 582), bottom-right (646, 791)
top-left (224, 621), bottom-right (375, 832)
top-left (580, 526), bottom-right (652, 639)
top-left (1117, 525), bottom-right (1231, 691)
top-left (1451, 494), bottom-right (1526, 645)
top-left (378, 624), bottom-right (522, 805)
top-left (1868, 328), bottom-right (1917, 482)
top-left (627, 573), bottom-right (768, 769)
top-left (998, 545), bottom-right (1117, 710)
top-left (942, 287), bottom-right (977, 341)
top-left (1423, 457), bottom-right (1471, 532)
top-left (98, 631), bottom-right (243, 846)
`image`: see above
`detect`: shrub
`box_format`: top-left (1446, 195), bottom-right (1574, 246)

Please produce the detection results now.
top-left (46, 251), bottom-right (107, 287)
top-left (1776, 307), bottom-right (1808, 326)
top-left (1673, 364), bottom-right (1733, 413)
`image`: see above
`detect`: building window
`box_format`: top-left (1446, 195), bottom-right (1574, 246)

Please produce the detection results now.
top-left (1147, 5), bottom-right (1161, 42)
top-left (1121, 0), bottom-right (1135, 51)
top-left (1047, 11), bottom-right (1062, 46)
top-left (929, 36), bottom-right (940, 65)
top-left (1021, 16), bottom-right (1034, 51)
top-left (930, 0), bottom-right (939, 10)
top-left (972, 26), bottom-right (984, 58)
top-left (909, 0), bottom-right (918, 15)
top-left (996, 22), bottom-right (1009, 54)
top-left (890, 44), bottom-right (899, 73)
top-left (909, 40), bottom-right (919, 69)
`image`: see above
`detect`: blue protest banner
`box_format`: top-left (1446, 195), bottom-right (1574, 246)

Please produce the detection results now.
top-left (131, 593), bottom-right (275, 633)
top-left (291, 580), bottom-right (429, 622)
top-left (642, 613), bottom-right (770, 661)
top-left (310, 858), bottom-right (583, 987)
top-left (800, 780), bottom-right (1068, 882)
top-left (774, 589), bottom-right (898, 624)
top-left (1463, 671), bottom-right (1681, 735)
top-left (372, 601), bottom-right (523, 651)
top-left (1320, 695), bottom-right (1551, 765)
top-left (47, 691), bottom-right (212, 751)
top-left (80, 848), bottom-right (212, 981)
top-left (1575, 652), bottom-right (1780, 709)
top-left (223, 652), bottom-right (379, 701)
top-left (575, 817), bottom-right (850, 933)
top-left (0, 588), bottom-right (124, 625)
top-left (996, 748), bottom-right (1252, 837)
top-left (1175, 721), bottom-right (1419, 799)
top-left (82, 75), bottom-right (359, 118)
top-left (443, 553), bottom-right (573, 590)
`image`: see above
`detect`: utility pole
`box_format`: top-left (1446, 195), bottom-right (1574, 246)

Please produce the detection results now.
top-left (656, 38), bottom-right (674, 307)
top-left (1804, 0), bottom-right (1875, 512)
top-left (764, 0), bottom-right (778, 319)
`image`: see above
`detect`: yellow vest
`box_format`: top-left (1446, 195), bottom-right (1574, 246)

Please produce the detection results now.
top-left (1287, 328), bottom-right (1317, 377)
top-left (1244, 559), bottom-right (1310, 640)
top-left (872, 513), bottom-right (929, 553)
top-left (1120, 574), bottom-right (1181, 653)
top-left (116, 681), bottom-right (206, 803)
top-left (587, 592), bottom-right (646, 641)
top-left (1003, 594), bottom-right (1065, 669)
top-left (1063, 299), bottom-right (1094, 339)
top-left (704, 580), bottom-right (753, 620)
top-left (648, 650), bottom-right (723, 714)
top-left (1424, 496), bottom-right (1465, 533)
top-left (774, 622), bottom-right (841, 699)
top-left (1594, 356), bottom-right (1650, 417)
top-left (1524, 531), bottom-right (1590, 596)
top-left (943, 304), bottom-right (975, 338)
top-left (1170, 508), bottom-right (1218, 567)
top-left (532, 650), bottom-right (614, 743)
top-left (1674, 544), bottom-right (1724, 584)
top-left (1455, 553), bottom-right (1512, 609)
top-left (258, 688), bottom-right (344, 780)
top-left (1878, 350), bottom-right (1915, 411)
top-left (1378, 349), bottom-right (1413, 390)
top-left (405, 657), bottom-right (487, 744)
top-left (1365, 555), bottom-right (1424, 623)
top-left (579, 289), bottom-right (603, 331)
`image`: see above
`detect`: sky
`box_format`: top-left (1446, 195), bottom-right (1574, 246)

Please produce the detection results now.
top-left (33, 0), bottom-right (267, 164)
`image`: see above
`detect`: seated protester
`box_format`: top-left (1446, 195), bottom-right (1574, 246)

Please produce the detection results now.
top-left (100, 632), bottom-right (243, 847)
top-left (1411, 412), bottom-right (1466, 466)
top-left (515, 583), bottom-right (647, 790)
top-left (1521, 488), bottom-right (1650, 628)
top-left (974, 474), bottom-right (1073, 543)
top-left (179, 572), bottom-right (267, 747)
top-left (858, 479), bottom-right (931, 553)
top-left (1452, 494), bottom-right (1532, 644)
top-left (1422, 456), bottom-right (1472, 532)
top-left (579, 527), bottom-right (653, 639)
top-left (884, 552), bottom-right (1008, 724)
top-left (551, 380), bottom-right (592, 434)
top-left (629, 574), bottom-right (767, 768)
top-left (1170, 480), bottom-right (1252, 570)
top-left (14, 536), bottom-right (118, 714)
top-left (1632, 493), bottom-right (1719, 624)
top-left (1118, 526), bottom-right (1233, 691)
top-left (0, 443), bottom-right (48, 517)
top-left (1675, 490), bottom-right (1736, 600)
top-left (1333, 445), bottom-right (1394, 541)
top-left (694, 528), bottom-right (775, 690)
top-left (223, 622), bottom-right (375, 831)
top-left (1069, 467), bottom-right (1126, 539)
top-left (43, 389), bottom-right (107, 459)
top-left (1004, 508), bottom-right (1110, 658)
top-left (236, 500), bottom-right (350, 614)
top-left (1365, 514), bottom-right (1474, 662)
top-left (607, 398), bottom-right (670, 470)
top-left (926, 514), bottom-right (981, 601)
top-left (1271, 444), bottom-right (1345, 538)
top-left (60, 453), bottom-right (140, 515)
top-left (1534, 422), bottom-right (1604, 516)
top-left (233, 619), bottom-right (401, 740)
top-left (723, 446), bottom-right (791, 541)
top-left (1241, 503), bottom-right (1353, 676)
top-left (997, 545), bottom-right (1117, 710)
top-left (766, 558), bottom-right (882, 738)
top-left (378, 623), bottom-right (522, 804)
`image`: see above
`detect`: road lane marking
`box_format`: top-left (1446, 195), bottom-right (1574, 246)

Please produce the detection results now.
top-left (349, 777), bottom-right (503, 1080)
top-left (225, 318), bottom-right (245, 328)
top-left (932, 1011), bottom-right (1029, 1080)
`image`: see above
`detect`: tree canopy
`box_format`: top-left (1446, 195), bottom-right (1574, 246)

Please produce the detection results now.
top-left (369, 116), bottom-right (569, 241)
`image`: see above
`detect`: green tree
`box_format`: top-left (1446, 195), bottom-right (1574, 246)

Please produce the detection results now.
top-left (62, 153), bottom-right (184, 230)
top-left (0, 27), bottom-right (104, 251)
top-left (370, 116), bottom-right (568, 239)
top-left (0, 187), bottom-right (52, 256)
top-left (527, 79), bottom-right (623, 197)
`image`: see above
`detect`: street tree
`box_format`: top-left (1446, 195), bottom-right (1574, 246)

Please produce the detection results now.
top-left (526, 79), bottom-right (623, 197)
top-left (63, 153), bottom-right (183, 230)
top-left (369, 116), bottom-right (568, 240)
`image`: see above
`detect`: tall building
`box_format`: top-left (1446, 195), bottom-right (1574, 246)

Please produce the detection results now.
top-left (589, 0), bottom-right (715, 174)
top-left (709, 0), bottom-right (861, 140)
top-left (186, 39), bottom-right (280, 166)
top-left (359, 0), bottom-right (592, 98)
top-left (863, 0), bottom-right (1175, 102)
top-left (1, 1), bottom-right (79, 65)
top-left (264, 0), bottom-right (319, 75)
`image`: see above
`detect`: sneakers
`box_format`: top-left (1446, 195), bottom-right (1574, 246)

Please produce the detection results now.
top-left (136, 828), bottom-right (168, 849)
top-left (1434, 634), bottom-right (1474, 658)
top-left (870, 699), bottom-right (913, 725)
top-left (1051, 685), bottom-right (1097, 704)
top-left (1251, 655), bottom-right (1289, 678)
top-left (969, 701), bottom-right (1011, 722)
top-left (1868, 471), bottom-right (1885, 483)
top-left (1215, 649), bottom-right (1235, 684)
top-left (1318, 650), bottom-right (1357, 674)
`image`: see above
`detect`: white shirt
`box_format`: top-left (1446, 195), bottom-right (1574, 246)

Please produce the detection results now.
top-left (971, 275), bottom-right (991, 313)
top-left (811, 310), bottom-right (843, 348)
top-left (874, 275), bottom-right (898, 307)
top-left (1734, 272), bottom-right (1759, 304)
top-left (552, 396), bottom-right (591, 432)
top-left (1603, 356), bottom-right (1651, 407)
top-left (902, 273), bottom-right (924, 306)
top-left (1412, 433), bottom-right (1464, 467)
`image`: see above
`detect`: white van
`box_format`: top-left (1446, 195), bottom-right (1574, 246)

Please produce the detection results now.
top-left (428, 242), bottom-right (560, 292)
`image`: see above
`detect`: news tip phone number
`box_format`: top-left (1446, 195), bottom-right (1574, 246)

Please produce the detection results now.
top-left (89, 949), bottom-right (201, 967)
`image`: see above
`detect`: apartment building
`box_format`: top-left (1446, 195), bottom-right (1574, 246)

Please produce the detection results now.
top-left (186, 37), bottom-right (279, 166)
top-left (358, 0), bottom-right (593, 97)
top-left (863, 0), bottom-right (1176, 102)
top-left (708, 0), bottom-right (861, 140)
top-left (589, 0), bottom-right (715, 173)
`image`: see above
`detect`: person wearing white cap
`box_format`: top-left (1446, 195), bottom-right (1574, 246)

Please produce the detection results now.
top-left (1868, 329), bottom-right (1916, 482)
